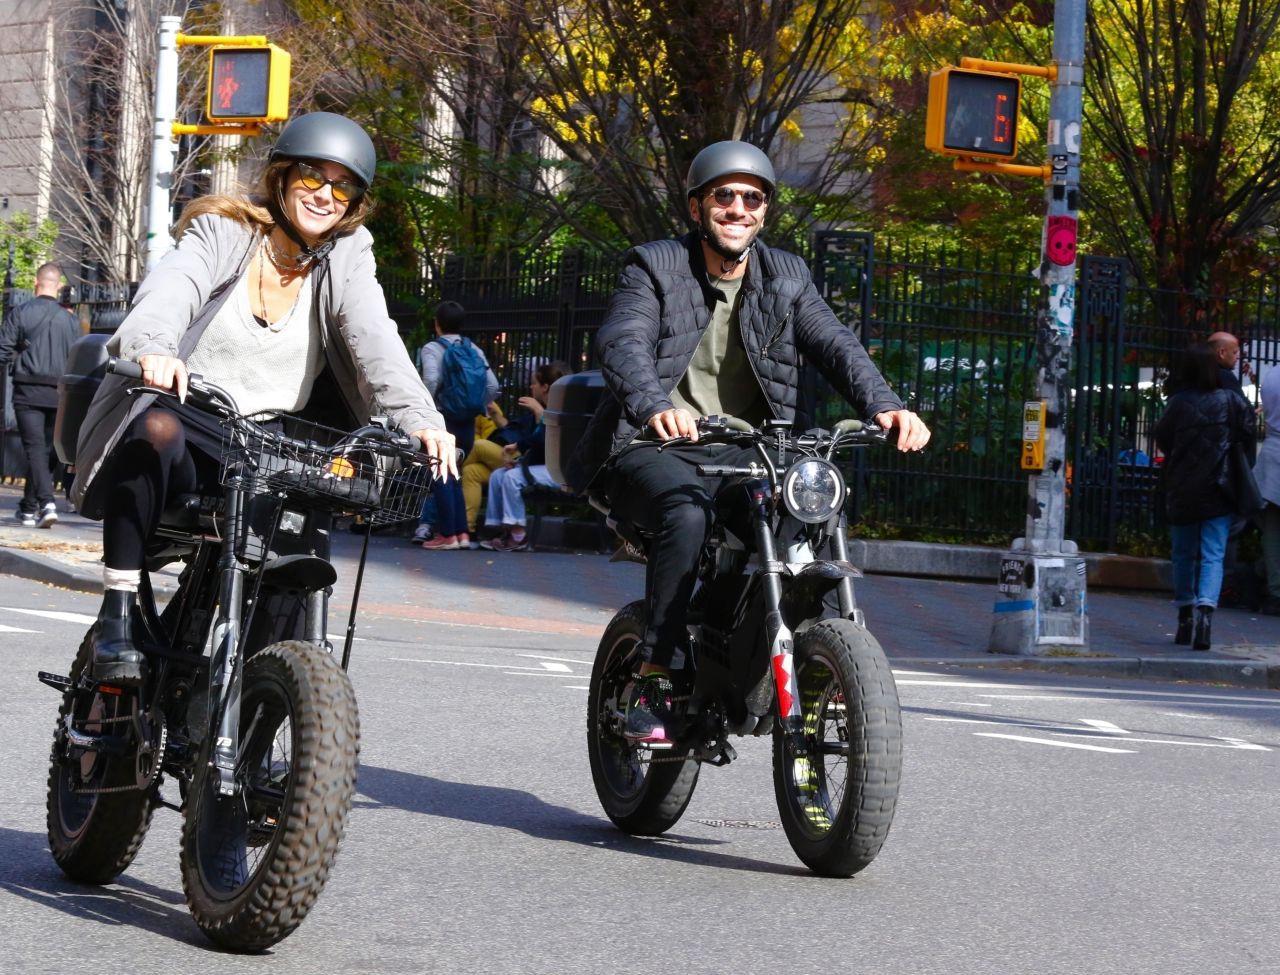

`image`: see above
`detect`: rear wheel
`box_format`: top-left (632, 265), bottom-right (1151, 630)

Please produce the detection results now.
top-left (773, 618), bottom-right (901, 876)
top-left (587, 601), bottom-right (699, 835)
top-left (180, 641), bottom-right (359, 951)
top-left (46, 627), bottom-right (155, 883)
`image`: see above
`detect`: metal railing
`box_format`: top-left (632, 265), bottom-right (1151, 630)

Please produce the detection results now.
top-left (76, 239), bottom-right (1280, 552)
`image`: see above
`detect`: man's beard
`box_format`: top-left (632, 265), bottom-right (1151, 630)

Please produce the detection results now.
top-left (697, 205), bottom-right (759, 263)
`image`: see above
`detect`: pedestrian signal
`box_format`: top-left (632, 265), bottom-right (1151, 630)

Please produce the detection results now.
top-left (206, 44), bottom-right (291, 124)
top-left (925, 67), bottom-right (1021, 160)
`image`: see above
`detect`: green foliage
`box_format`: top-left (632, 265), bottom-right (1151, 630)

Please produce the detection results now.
top-left (0, 212), bottom-right (61, 292)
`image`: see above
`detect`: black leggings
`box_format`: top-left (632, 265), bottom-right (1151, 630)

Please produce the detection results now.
top-left (102, 408), bottom-right (218, 570)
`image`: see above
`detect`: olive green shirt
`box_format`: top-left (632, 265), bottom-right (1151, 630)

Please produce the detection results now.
top-left (669, 276), bottom-right (769, 424)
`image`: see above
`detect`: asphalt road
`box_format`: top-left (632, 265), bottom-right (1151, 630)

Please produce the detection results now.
top-left (1, 573), bottom-right (1277, 975)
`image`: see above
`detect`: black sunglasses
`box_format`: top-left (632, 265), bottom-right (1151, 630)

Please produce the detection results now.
top-left (707, 186), bottom-right (768, 211)
top-left (294, 161), bottom-right (363, 204)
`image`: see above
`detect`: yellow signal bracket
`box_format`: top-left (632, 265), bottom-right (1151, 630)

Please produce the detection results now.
top-left (175, 33), bottom-right (270, 48)
top-left (172, 123), bottom-right (263, 137)
top-left (954, 158), bottom-right (1052, 181)
top-left (1021, 400), bottom-right (1047, 471)
top-left (959, 56), bottom-right (1056, 81)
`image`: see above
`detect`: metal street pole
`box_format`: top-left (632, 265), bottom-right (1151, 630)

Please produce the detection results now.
top-left (144, 15), bottom-right (182, 275)
top-left (990, 0), bottom-right (1089, 655)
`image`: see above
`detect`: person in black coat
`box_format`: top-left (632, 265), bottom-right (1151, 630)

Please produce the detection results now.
top-left (575, 141), bottom-right (929, 746)
top-left (0, 263), bottom-right (81, 527)
top-left (1155, 342), bottom-right (1257, 649)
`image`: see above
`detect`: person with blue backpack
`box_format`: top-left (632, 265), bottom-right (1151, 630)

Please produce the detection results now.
top-left (417, 300), bottom-right (498, 549)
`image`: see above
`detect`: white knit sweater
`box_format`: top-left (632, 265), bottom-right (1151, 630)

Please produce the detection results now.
top-left (184, 271), bottom-right (322, 416)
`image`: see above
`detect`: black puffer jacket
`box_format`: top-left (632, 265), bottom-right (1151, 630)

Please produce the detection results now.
top-left (0, 296), bottom-right (81, 408)
top-left (1154, 387), bottom-right (1256, 525)
top-left (565, 234), bottom-right (903, 493)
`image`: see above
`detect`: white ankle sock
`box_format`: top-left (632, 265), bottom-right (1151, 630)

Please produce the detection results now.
top-left (103, 567), bottom-right (142, 593)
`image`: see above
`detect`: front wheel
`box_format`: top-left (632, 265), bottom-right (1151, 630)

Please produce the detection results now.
top-left (773, 618), bottom-right (901, 877)
top-left (180, 641), bottom-right (359, 951)
top-left (587, 601), bottom-right (700, 835)
top-left (46, 627), bottom-right (155, 883)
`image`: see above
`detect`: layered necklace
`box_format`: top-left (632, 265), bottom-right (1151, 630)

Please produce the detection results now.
top-left (256, 236), bottom-right (308, 332)
top-left (262, 231), bottom-right (313, 272)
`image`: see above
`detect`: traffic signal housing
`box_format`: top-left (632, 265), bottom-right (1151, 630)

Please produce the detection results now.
top-left (925, 67), bottom-right (1021, 160)
top-left (205, 43), bottom-right (291, 124)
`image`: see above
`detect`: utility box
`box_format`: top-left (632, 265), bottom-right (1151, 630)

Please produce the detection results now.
top-left (990, 547), bottom-right (1089, 654)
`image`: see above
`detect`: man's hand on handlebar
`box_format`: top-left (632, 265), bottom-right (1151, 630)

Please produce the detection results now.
top-left (412, 427), bottom-right (459, 480)
top-left (646, 407), bottom-right (700, 443)
top-left (136, 354), bottom-right (189, 403)
top-left (873, 409), bottom-right (931, 452)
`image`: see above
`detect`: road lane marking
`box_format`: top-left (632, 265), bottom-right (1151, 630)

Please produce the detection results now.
top-left (1, 607), bottom-right (96, 625)
top-left (390, 657), bottom-right (578, 673)
top-left (518, 653), bottom-right (589, 665)
top-left (897, 678), bottom-right (1280, 705)
top-left (975, 732), bottom-right (1134, 753)
top-left (0, 624), bottom-right (37, 633)
top-left (1050, 733), bottom-right (1270, 751)
top-left (1079, 719), bottom-right (1130, 734)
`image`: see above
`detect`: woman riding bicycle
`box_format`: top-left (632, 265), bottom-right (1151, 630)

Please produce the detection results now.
top-left (71, 111), bottom-right (456, 687)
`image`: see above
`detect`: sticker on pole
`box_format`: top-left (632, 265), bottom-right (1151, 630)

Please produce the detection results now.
top-left (1046, 215), bottom-right (1078, 266)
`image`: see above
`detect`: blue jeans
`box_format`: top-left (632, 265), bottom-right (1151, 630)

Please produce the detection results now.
top-left (1170, 515), bottom-right (1233, 608)
top-left (422, 416), bottom-right (474, 537)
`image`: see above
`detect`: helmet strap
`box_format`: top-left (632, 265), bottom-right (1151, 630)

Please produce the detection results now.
top-left (694, 201), bottom-right (754, 267)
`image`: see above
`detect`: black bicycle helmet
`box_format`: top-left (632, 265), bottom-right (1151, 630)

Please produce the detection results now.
top-left (269, 112), bottom-right (377, 190)
top-left (685, 140), bottom-right (776, 199)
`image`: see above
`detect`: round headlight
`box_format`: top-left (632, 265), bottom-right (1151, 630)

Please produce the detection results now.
top-left (781, 458), bottom-right (846, 524)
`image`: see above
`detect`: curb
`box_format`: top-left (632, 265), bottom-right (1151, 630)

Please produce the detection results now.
top-left (0, 547), bottom-right (101, 595)
top-left (0, 548), bottom-right (178, 597)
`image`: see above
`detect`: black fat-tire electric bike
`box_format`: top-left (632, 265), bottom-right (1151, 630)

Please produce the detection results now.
top-left (41, 359), bottom-right (434, 950)
top-left (587, 417), bottom-right (902, 877)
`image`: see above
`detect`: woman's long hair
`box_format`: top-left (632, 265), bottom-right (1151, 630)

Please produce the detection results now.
top-left (172, 158), bottom-right (373, 242)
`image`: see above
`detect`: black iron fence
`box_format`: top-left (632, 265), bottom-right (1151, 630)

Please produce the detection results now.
top-left (63, 239), bottom-right (1280, 552)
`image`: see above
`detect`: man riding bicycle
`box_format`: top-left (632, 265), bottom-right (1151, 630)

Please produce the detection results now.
top-left (566, 140), bottom-right (930, 747)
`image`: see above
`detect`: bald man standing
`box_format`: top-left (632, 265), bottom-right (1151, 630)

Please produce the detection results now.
top-left (1208, 331), bottom-right (1248, 398)
top-left (0, 263), bottom-right (80, 527)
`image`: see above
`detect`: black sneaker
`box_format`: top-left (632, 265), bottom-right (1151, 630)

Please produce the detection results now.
top-left (623, 673), bottom-right (675, 749)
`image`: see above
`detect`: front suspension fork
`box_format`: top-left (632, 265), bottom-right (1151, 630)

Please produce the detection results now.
top-left (753, 500), bottom-right (805, 747)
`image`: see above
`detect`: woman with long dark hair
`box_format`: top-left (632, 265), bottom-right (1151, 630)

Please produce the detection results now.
top-left (1155, 341), bottom-right (1256, 649)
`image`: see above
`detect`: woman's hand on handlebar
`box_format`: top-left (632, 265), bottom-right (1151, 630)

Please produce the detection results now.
top-left (646, 407), bottom-right (700, 443)
top-left (136, 354), bottom-right (189, 403)
top-left (412, 427), bottom-right (459, 480)
top-left (873, 409), bottom-right (931, 452)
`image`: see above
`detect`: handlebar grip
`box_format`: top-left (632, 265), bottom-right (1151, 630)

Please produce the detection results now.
top-left (107, 357), bottom-right (143, 380)
top-left (696, 465), bottom-right (745, 477)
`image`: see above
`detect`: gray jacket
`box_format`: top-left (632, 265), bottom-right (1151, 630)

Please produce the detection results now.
top-left (72, 214), bottom-right (444, 517)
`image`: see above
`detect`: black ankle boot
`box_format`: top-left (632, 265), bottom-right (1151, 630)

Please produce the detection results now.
top-left (91, 589), bottom-right (147, 685)
top-left (1193, 606), bottom-right (1213, 651)
top-left (1175, 606), bottom-right (1194, 645)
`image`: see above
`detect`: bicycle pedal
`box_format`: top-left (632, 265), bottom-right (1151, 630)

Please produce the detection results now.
top-left (37, 671), bottom-right (73, 693)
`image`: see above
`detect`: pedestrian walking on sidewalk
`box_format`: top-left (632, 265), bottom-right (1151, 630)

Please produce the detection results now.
top-left (1156, 341), bottom-right (1257, 650)
top-left (0, 262), bottom-right (81, 528)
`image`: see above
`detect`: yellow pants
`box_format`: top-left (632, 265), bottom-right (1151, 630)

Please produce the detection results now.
top-left (463, 439), bottom-right (507, 532)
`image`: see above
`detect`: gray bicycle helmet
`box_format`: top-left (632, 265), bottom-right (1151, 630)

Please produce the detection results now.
top-left (685, 140), bottom-right (776, 199)
top-left (269, 112), bottom-right (377, 190)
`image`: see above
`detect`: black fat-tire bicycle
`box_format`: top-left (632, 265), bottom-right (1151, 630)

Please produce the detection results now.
top-left (42, 360), bottom-right (433, 950)
top-left (587, 417), bottom-right (902, 877)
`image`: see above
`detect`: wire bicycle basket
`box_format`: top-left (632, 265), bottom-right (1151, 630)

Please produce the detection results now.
top-left (219, 414), bottom-right (433, 528)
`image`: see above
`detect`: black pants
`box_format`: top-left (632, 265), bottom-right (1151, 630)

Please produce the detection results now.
top-left (15, 404), bottom-right (58, 512)
top-left (605, 442), bottom-right (757, 669)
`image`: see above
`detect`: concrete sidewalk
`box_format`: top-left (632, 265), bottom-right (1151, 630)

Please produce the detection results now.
top-left (2, 483), bottom-right (1278, 690)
